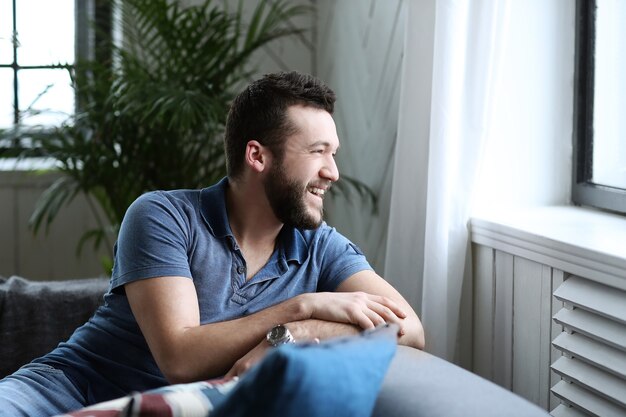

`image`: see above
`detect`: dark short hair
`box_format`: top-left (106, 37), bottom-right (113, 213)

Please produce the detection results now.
top-left (224, 71), bottom-right (336, 179)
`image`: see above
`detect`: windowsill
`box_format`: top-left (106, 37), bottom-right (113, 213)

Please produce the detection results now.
top-left (0, 157), bottom-right (59, 171)
top-left (0, 158), bottom-right (63, 186)
top-left (470, 205), bottom-right (626, 290)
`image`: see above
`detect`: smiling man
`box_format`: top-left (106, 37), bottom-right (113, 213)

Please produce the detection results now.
top-left (0, 71), bottom-right (424, 416)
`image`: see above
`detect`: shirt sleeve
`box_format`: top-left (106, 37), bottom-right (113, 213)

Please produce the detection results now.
top-left (110, 191), bottom-right (193, 291)
top-left (314, 226), bottom-right (373, 292)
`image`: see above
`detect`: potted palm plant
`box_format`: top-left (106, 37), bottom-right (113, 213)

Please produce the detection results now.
top-left (19, 0), bottom-right (375, 273)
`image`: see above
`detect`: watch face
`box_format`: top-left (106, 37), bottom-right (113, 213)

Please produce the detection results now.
top-left (269, 325), bottom-right (287, 341)
top-left (267, 324), bottom-right (292, 346)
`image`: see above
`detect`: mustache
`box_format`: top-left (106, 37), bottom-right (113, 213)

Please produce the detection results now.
top-left (307, 181), bottom-right (332, 191)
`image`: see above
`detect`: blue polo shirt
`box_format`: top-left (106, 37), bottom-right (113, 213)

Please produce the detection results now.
top-left (38, 178), bottom-right (372, 404)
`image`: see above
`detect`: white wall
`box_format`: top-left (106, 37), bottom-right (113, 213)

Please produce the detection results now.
top-left (316, 0), bottom-right (575, 275)
top-left (317, 0), bottom-right (406, 273)
top-left (473, 0), bottom-right (575, 216)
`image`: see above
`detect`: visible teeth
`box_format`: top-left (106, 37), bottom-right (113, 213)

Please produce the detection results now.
top-left (309, 187), bottom-right (325, 196)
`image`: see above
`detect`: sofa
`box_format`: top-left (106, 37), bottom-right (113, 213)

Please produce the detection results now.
top-left (0, 275), bottom-right (550, 417)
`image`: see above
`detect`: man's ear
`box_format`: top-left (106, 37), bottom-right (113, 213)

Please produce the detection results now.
top-left (244, 140), bottom-right (268, 173)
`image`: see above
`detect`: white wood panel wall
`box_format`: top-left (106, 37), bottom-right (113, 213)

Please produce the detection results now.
top-left (0, 171), bottom-right (108, 280)
top-left (472, 244), bottom-right (559, 410)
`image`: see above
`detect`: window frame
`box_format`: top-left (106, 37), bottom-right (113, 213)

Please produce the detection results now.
top-left (572, 0), bottom-right (626, 214)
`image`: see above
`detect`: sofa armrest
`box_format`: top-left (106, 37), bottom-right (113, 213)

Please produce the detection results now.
top-left (373, 346), bottom-right (550, 417)
top-left (0, 276), bottom-right (109, 378)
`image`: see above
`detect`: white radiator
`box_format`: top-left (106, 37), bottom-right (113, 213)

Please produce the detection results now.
top-left (551, 276), bottom-right (626, 417)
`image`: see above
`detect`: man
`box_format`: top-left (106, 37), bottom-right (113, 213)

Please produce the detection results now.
top-left (0, 71), bottom-right (424, 416)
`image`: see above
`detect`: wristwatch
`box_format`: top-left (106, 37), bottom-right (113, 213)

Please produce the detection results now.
top-left (266, 324), bottom-right (295, 347)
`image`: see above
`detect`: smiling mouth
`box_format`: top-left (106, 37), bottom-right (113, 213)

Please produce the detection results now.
top-left (307, 186), bottom-right (326, 198)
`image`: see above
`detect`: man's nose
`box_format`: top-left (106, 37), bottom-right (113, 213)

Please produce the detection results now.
top-left (321, 155), bottom-right (339, 182)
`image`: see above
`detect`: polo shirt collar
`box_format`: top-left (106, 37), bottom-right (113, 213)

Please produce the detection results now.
top-left (200, 177), bottom-right (308, 264)
top-left (278, 226), bottom-right (308, 264)
top-left (200, 177), bottom-right (232, 239)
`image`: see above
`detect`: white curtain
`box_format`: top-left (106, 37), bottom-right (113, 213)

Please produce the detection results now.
top-left (385, 0), bottom-right (510, 362)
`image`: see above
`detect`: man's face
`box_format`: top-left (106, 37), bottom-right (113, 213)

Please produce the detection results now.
top-left (263, 105), bottom-right (340, 229)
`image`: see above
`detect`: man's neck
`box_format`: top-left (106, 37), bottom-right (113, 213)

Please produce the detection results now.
top-left (225, 177), bottom-right (283, 251)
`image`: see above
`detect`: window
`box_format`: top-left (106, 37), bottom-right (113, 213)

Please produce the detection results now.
top-left (0, 0), bottom-right (76, 136)
top-left (572, 0), bottom-right (626, 214)
top-left (0, 0), bottom-right (106, 153)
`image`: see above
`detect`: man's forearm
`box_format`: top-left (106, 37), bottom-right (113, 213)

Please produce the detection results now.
top-left (285, 318), bottom-right (362, 342)
top-left (157, 293), bottom-right (311, 382)
top-left (224, 319), bottom-right (365, 378)
top-left (284, 317), bottom-right (420, 347)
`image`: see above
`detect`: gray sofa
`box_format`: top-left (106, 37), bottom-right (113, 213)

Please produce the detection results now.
top-left (375, 346), bottom-right (550, 416)
top-left (0, 275), bottom-right (109, 378)
top-left (0, 276), bottom-right (549, 416)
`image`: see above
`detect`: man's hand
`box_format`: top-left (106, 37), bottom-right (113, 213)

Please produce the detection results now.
top-left (301, 292), bottom-right (407, 333)
top-left (225, 339), bottom-right (271, 378)
top-left (336, 271), bottom-right (425, 349)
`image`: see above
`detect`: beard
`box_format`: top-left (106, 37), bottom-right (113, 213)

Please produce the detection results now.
top-left (263, 162), bottom-right (324, 230)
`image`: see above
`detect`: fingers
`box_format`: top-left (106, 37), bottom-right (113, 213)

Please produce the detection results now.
top-left (309, 292), bottom-right (408, 333)
top-left (364, 294), bottom-right (408, 334)
top-left (367, 294), bottom-right (407, 319)
top-left (225, 365), bottom-right (236, 378)
top-left (359, 302), bottom-right (404, 331)
top-left (344, 293), bottom-right (407, 331)
top-left (353, 310), bottom-right (377, 330)
top-left (351, 308), bottom-right (406, 336)
top-left (225, 360), bottom-right (244, 378)
top-left (226, 354), bottom-right (259, 378)
top-left (225, 340), bottom-right (269, 378)
top-left (366, 299), bottom-right (404, 325)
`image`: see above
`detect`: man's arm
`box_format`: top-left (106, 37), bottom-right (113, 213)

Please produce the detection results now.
top-left (335, 270), bottom-right (425, 349)
top-left (281, 270), bottom-right (424, 348)
top-left (225, 271), bottom-right (425, 377)
top-left (125, 275), bottom-right (408, 383)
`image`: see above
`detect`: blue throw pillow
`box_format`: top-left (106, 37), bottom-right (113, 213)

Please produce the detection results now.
top-left (212, 324), bottom-right (398, 417)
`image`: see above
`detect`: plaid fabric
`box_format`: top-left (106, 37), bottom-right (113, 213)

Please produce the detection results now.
top-left (57, 377), bottom-right (239, 417)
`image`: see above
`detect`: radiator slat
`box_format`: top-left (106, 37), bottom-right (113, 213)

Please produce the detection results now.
top-left (551, 380), bottom-right (626, 417)
top-left (553, 308), bottom-right (626, 351)
top-left (551, 357), bottom-right (626, 408)
top-left (551, 404), bottom-right (592, 417)
top-left (552, 332), bottom-right (626, 379)
top-left (553, 277), bottom-right (626, 325)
